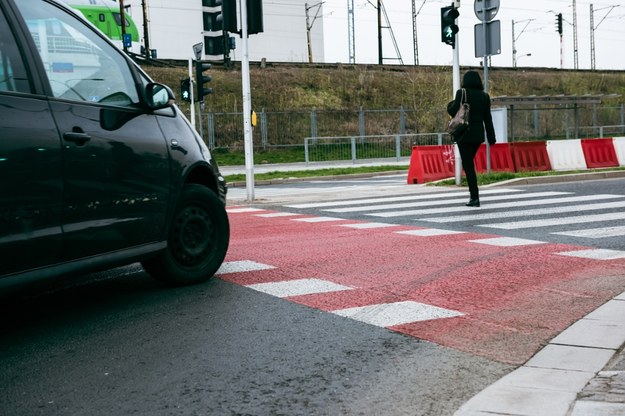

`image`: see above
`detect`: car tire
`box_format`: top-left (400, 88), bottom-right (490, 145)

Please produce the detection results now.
top-left (142, 184), bottom-right (230, 286)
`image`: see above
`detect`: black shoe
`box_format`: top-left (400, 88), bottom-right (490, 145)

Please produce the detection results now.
top-left (465, 199), bottom-right (480, 207)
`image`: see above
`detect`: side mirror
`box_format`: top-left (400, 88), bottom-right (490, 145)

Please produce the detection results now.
top-left (145, 82), bottom-right (175, 110)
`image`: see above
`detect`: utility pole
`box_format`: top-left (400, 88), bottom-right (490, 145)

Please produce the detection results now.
top-left (590, 4), bottom-right (619, 70)
top-left (511, 18), bottom-right (534, 68)
top-left (372, 0), bottom-right (402, 65)
top-left (412, 0), bottom-right (417, 65)
top-left (572, 0), bottom-right (578, 70)
top-left (305, 2), bottom-right (324, 63)
top-left (142, 0), bottom-right (150, 58)
top-left (347, 0), bottom-right (355, 64)
top-left (118, 0), bottom-right (127, 53)
top-left (377, 0), bottom-right (382, 64)
top-left (412, 0), bottom-right (427, 66)
top-left (590, 4), bottom-right (595, 70)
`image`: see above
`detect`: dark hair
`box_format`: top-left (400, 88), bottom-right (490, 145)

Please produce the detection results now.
top-left (462, 70), bottom-right (484, 90)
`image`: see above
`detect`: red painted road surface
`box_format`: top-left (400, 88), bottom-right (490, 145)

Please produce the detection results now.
top-left (221, 208), bottom-right (625, 365)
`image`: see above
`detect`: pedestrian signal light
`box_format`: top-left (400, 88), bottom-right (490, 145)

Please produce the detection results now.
top-left (440, 6), bottom-right (459, 48)
top-left (180, 78), bottom-right (191, 102)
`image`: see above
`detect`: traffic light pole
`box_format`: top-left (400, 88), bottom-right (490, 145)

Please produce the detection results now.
top-left (240, 0), bottom-right (255, 201)
top-left (189, 58), bottom-right (195, 130)
top-left (453, 30), bottom-right (462, 186)
top-left (481, 4), bottom-right (491, 174)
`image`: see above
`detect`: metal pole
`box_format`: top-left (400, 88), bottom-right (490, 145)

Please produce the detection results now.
top-left (141, 0), bottom-right (150, 57)
top-left (305, 3), bottom-right (313, 63)
top-left (241, 0), bottom-right (255, 201)
top-left (377, 0), bottom-right (382, 64)
top-left (119, 0), bottom-right (127, 53)
top-left (453, 24), bottom-right (461, 186)
top-left (481, 3), bottom-right (491, 174)
top-left (189, 59), bottom-right (195, 129)
top-left (512, 19), bottom-right (516, 67)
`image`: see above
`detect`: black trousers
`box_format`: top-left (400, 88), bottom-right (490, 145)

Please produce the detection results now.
top-left (458, 142), bottom-right (482, 200)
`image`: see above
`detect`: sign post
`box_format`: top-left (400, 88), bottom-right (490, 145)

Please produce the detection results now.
top-left (473, 0), bottom-right (499, 93)
top-left (240, 0), bottom-right (255, 202)
top-left (474, 0), bottom-right (500, 173)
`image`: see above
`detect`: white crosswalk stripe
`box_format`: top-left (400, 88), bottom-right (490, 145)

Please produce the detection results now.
top-left (285, 188), bottom-right (521, 209)
top-left (479, 212), bottom-right (625, 230)
top-left (325, 191), bottom-right (570, 214)
top-left (366, 192), bottom-right (571, 217)
top-left (553, 225), bottom-right (625, 238)
top-left (422, 198), bottom-right (625, 223)
top-left (279, 186), bottom-right (625, 253)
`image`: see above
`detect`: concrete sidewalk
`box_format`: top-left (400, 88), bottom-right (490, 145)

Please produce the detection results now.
top-left (218, 158), bottom-right (411, 177)
top-left (220, 160), bottom-right (625, 415)
top-left (454, 292), bottom-right (625, 416)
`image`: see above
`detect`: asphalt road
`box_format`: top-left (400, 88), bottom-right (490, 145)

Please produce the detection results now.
top-left (2, 174), bottom-right (624, 416)
top-left (0, 264), bottom-right (508, 415)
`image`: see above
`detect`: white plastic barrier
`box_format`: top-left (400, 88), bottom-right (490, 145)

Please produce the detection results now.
top-left (546, 139), bottom-right (587, 171)
top-left (613, 137), bottom-right (625, 167)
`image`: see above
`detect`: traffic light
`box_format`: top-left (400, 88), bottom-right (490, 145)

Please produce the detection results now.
top-left (440, 5), bottom-right (459, 48)
top-left (221, 0), bottom-right (238, 33)
top-left (247, 0), bottom-right (264, 35)
top-left (180, 78), bottom-right (191, 102)
top-left (202, 0), bottom-right (237, 33)
top-left (556, 13), bottom-right (563, 35)
top-left (195, 60), bottom-right (212, 102)
top-left (204, 35), bottom-right (225, 56)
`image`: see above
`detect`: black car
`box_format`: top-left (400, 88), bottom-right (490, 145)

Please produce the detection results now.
top-left (0, 0), bottom-right (229, 289)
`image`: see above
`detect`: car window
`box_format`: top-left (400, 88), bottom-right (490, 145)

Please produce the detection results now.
top-left (0, 8), bottom-right (32, 93)
top-left (14, 0), bottom-right (139, 106)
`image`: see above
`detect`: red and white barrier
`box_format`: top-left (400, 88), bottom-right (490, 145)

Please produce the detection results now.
top-left (581, 138), bottom-right (619, 169)
top-left (510, 141), bottom-right (552, 172)
top-left (546, 139), bottom-right (587, 171)
top-left (474, 143), bottom-right (515, 173)
top-left (614, 137), bottom-right (625, 166)
top-left (406, 145), bottom-right (452, 184)
top-left (407, 138), bottom-right (625, 184)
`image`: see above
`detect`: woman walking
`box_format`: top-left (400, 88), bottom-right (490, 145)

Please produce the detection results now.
top-left (447, 70), bottom-right (496, 207)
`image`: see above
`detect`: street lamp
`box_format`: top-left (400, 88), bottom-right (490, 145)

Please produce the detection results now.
top-left (512, 18), bottom-right (534, 68)
top-left (515, 53), bottom-right (532, 67)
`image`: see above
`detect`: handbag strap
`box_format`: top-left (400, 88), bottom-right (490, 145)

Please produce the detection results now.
top-left (461, 88), bottom-right (466, 104)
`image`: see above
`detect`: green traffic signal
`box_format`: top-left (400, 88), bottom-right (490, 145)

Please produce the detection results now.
top-left (440, 6), bottom-right (459, 48)
top-left (180, 78), bottom-right (191, 102)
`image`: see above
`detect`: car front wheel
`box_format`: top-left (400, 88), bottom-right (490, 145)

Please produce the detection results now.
top-left (142, 184), bottom-right (230, 286)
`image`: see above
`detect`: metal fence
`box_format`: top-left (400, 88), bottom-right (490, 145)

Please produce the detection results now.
top-left (204, 107), bottom-right (439, 150)
top-left (508, 104), bottom-right (625, 140)
top-left (200, 104), bottom-right (625, 160)
top-left (303, 133), bottom-right (449, 164)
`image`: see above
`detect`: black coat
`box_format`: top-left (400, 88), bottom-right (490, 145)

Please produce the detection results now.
top-left (447, 87), bottom-right (496, 144)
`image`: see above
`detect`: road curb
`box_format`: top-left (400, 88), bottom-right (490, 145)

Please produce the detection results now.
top-left (226, 169), bottom-right (625, 189)
top-left (489, 170), bottom-right (625, 187)
top-left (226, 170), bottom-right (408, 188)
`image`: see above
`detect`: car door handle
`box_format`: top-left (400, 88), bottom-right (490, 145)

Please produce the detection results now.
top-left (63, 131), bottom-right (91, 145)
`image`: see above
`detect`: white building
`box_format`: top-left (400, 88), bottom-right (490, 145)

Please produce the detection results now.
top-left (124, 0), bottom-right (325, 63)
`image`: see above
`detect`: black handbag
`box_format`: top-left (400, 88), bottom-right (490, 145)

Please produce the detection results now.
top-left (446, 88), bottom-right (470, 142)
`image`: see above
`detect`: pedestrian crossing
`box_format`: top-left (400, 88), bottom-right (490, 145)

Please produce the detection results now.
top-left (223, 188), bottom-right (625, 363)
top-left (282, 187), bottom-right (625, 249)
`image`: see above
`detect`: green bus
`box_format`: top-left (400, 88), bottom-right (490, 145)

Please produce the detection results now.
top-left (68, 0), bottom-right (139, 44)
